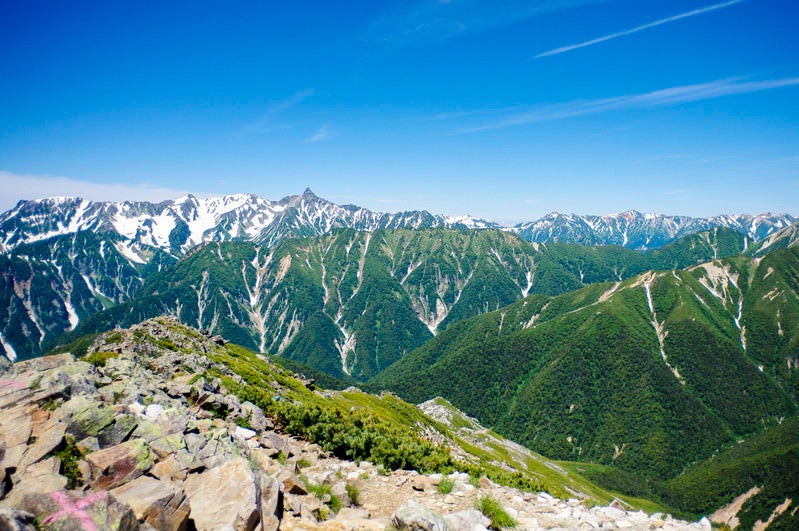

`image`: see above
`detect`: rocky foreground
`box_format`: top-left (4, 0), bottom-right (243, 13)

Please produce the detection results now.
top-left (0, 318), bottom-right (711, 530)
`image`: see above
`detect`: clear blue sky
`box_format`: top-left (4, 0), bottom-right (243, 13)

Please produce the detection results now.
top-left (1, 0), bottom-right (797, 223)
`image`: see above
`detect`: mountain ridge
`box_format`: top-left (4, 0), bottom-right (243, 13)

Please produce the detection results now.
top-left (1, 191), bottom-right (793, 256)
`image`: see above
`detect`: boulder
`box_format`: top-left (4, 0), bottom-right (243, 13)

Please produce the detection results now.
top-left (241, 402), bottom-right (271, 432)
top-left (258, 473), bottom-right (282, 531)
top-left (85, 438), bottom-right (153, 490)
top-left (17, 420), bottom-right (66, 471)
top-left (443, 509), bottom-right (491, 531)
top-left (110, 475), bottom-right (190, 530)
top-left (184, 457), bottom-right (259, 530)
top-left (392, 500), bottom-right (450, 531)
top-left (19, 490), bottom-right (137, 531)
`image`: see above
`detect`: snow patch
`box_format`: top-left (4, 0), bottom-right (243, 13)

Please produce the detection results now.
top-left (0, 332), bottom-right (17, 362)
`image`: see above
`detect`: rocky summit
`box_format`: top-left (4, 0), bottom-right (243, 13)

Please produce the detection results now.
top-left (0, 317), bottom-right (710, 530)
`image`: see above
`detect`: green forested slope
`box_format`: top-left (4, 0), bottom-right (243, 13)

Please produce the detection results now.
top-left (370, 248), bottom-right (799, 479)
top-left (52, 227), bottom-right (748, 381)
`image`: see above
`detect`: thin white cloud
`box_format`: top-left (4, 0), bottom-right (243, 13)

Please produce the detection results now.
top-left (371, 0), bottom-right (613, 47)
top-left (456, 76), bottom-right (799, 133)
top-left (305, 124), bottom-right (332, 143)
top-left (0, 171), bottom-right (193, 212)
top-left (241, 89), bottom-right (314, 134)
top-left (535, 0), bottom-right (747, 58)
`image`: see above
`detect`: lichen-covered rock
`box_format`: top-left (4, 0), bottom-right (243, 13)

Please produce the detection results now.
top-left (85, 438), bottom-right (153, 490)
top-left (19, 490), bottom-right (137, 531)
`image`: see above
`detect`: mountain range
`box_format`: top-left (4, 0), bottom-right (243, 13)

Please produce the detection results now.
top-left (1, 189), bottom-right (793, 256)
top-left (2, 189), bottom-right (799, 527)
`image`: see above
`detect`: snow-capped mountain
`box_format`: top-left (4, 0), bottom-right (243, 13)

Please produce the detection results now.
top-left (0, 188), bottom-right (498, 256)
top-left (511, 210), bottom-right (796, 250)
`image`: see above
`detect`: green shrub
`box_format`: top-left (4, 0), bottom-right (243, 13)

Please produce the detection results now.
top-left (345, 483), bottom-right (360, 506)
top-left (476, 496), bottom-right (517, 530)
top-left (52, 436), bottom-right (83, 489)
top-left (436, 477), bottom-right (455, 494)
top-left (83, 350), bottom-right (119, 367)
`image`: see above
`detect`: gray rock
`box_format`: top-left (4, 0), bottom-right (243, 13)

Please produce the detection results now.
top-left (444, 509), bottom-right (491, 531)
top-left (258, 473), bottom-right (282, 531)
top-left (241, 401), bottom-right (271, 432)
top-left (392, 500), bottom-right (450, 531)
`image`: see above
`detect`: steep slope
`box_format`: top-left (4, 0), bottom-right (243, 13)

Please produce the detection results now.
top-left (5, 317), bottom-right (711, 529)
top-left (51, 227), bottom-right (748, 378)
top-left (0, 231), bottom-right (174, 360)
top-left (513, 210), bottom-right (794, 250)
top-left (370, 248), bottom-right (799, 478)
top-left (750, 220), bottom-right (799, 255)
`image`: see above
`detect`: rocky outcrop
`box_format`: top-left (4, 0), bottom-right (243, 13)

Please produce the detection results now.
top-left (0, 317), bottom-right (712, 530)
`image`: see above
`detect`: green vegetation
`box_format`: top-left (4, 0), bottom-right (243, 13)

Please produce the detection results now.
top-left (302, 476), bottom-right (342, 514)
top-left (52, 436), bottom-right (84, 489)
top-left (656, 417), bottom-right (799, 527)
top-left (345, 483), bottom-right (360, 506)
top-left (436, 477), bottom-right (455, 494)
top-left (476, 496), bottom-right (517, 530)
top-left (83, 350), bottom-right (120, 367)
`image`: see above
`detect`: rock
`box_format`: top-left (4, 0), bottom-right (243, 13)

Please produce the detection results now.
top-left (0, 508), bottom-right (37, 531)
top-left (281, 472), bottom-right (309, 495)
top-left (234, 426), bottom-right (257, 441)
top-left (99, 414), bottom-right (139, 448)
top-left (110, 475), bottom-right (190, 531)
top-left (258, 473), bottom-right (282, 531)
top-left (149, 433), bottom-right (186, 460)
top-left (411, 475), bottom-right (431, 492)
top-left (61, 395), bottom-right (115, 441)
top-left (443, 509), bottom-right (491, 531)
top-left (392, 500), bottom-right (450, 531)
top-left (85, 438), bottom-right (153, 490)
top-left (261, 431), bottom-right (293, 457)
top-left (184, 457), bottom-right (259, 530)
top-left (1, 466), bottom-right (67, 508)
top-left (241, 401), bottom-right (271, 431)
top-left (76, 436), bottom-right (100, 454)
top-left (19, 490), bottom-right (137, 531)
top-left (17, 419), bottom-right (66, 471)
top-left (150, 454), bottom-right (189, 482)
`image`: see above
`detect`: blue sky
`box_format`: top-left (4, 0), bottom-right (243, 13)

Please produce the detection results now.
top-left (0, 0), bottom-right (797, 223)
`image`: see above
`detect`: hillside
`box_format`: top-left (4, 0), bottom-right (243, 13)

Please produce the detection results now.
top-left (48, 227), bottom-right (750, 380)
top-left (370, 247), bottom-right (799, 481)
top-left (0, 317), bottom-right (710, 530)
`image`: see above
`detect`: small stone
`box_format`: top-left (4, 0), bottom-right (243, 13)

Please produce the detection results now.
top-left (234, 426), bottom-right (257, 441)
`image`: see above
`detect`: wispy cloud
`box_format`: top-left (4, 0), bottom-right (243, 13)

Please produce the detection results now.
top-left (455, 76), bottom-right (799, 133)
top-left (370, 0), bottom-right (612, 47)
top-left (535, 0), bottom-right (747, 58)
top-left (241, 89), bottom-right (314, 134)
top-left (305, 124), bottom-right (332, 143)
top-left (0, 171), bottom-right (193, 212)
